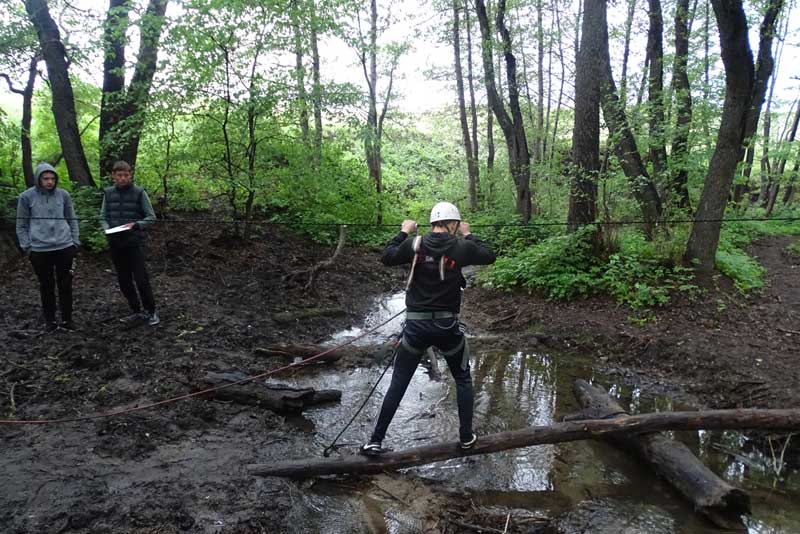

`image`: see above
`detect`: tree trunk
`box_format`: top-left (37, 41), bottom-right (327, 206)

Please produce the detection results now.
top-left (310, 1), bottom-right (323, 170)
top-left (24, 0), bottom-right (95, 187)
top-left (571, 380), bottom-right (750, 530)
top-left (550, 0), bottom-right (566, 162)
top-left (567, 0), bottom-right (602, 232)
top-left (671, 0), bottom-right (693, 209)
top-left (464, 0), bottom-right (480, 193)
top-left (685, 0), bottom-right (781, 273)
top-left (474, 0), bottom-right (532, 221)
top-left (99, 0), bottom-right (169, 178)
top-left (1, 55), bottom-right (40, 188)
top-left (292, 0), bottom-right (309, 143)
top-left (203, 372), bottom-right (341, 414)
top-left (248, 407), bottom-right (800, 478)
top-left (535, 0), bottom-right (545, 163)
top-left (453, 1), bottom-right (478, 212)
top-left (598, 9), bottom-right (662, 237)
top-left (647, 0), bottom-right (668, 180)
top-left (619, 0), bottom-right (636, 102)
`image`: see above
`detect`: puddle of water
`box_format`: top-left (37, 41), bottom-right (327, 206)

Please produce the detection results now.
top-left (275, 292), bottom-right (800, 533)
top-left (326, 292), bottom-right (406, 346)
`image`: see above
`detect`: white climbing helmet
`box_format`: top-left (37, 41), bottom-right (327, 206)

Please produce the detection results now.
top-left (429, 201), bottom-right (461, 224)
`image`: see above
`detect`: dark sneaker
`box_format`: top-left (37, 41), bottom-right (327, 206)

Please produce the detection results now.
top-left (460, 433), bottom-right (477, 450)
top-left (60, 320), bottom-right (76, 331)
top-left (360, 441), bottom-right (386, 456)
top-left (146, 311), bottom-right (160, 326)
top-left (44, 321), bottom-right (58, 333)
top-left (120, 312), bottom-right (146, 324)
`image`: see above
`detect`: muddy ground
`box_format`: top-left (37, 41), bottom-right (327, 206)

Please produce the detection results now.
top-left (0, 220), bottom-right (798, 533)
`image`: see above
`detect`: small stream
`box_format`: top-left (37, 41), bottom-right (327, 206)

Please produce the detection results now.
top-left (272, 292), bottom-right (800, 533)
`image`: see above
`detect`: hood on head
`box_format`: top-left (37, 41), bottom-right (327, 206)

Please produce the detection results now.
top-left (33, 162), bottom-right (59, 190)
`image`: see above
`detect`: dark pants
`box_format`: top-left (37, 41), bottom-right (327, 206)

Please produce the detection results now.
top-left (370, 317), bottom-right (474, 443)
top-left (110, 245), bottom-right (155, 314)
top-left (29, 247), bottom-right (75, 323)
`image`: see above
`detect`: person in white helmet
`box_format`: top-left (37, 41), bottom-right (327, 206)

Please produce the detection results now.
top-left (362, 201), bottom-right (495, 455)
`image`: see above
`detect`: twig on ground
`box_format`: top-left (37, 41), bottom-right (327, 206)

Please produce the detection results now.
top-left (8, 382), bottom-right (16, 416)
top-left (502, 513), bottom-right (511, 533)
top-left (371, 482), bottom-right (412, 508)
top-left (448, 518), bottom-right (505, 534)
top-left (777, 327), bottom-right (800, 336)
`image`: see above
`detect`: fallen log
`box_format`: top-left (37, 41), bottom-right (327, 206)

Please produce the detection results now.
top-left (571, 380), bottom-right (749, 529)
top-left (254, 343), bottom-right (374, 363)
top-left (204, 372), bottom-right (341, 414)
top-left (247, 407), bottom-right (800, 478)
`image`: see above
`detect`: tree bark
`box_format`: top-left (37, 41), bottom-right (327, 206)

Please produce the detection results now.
top-left (203, 372), bottom-right (341, 414)
top-left (598, 7), bottom-right (662, 237)
top-left (310, 0), bottom-right (323, 170)
top-left (685, 0), bottom-right (781, 273)
top-left (671, 0), bottom-right (693, 209)
top-left (453, 1), bottom-right (478, 212)
top-left (646, 0), bottom-right (668, 179)
top-left (535, 0), bottom-right (545, 163)
top-left (99, 0), bottom-right (169, 178)
top-left (567, 0), bottom-right (603, 232)
top-left (619, 0), bottom-right (636, 102)
top-left (571, 380), bottom-right (750, 530)
top-left (474, 0), bottom-right (532, 221)
top-left (248, 407), bottom-right (800, 478)
top-left (24, 0), bottom-right (95, 187)
top-left (291, 0), bottom-right (309, 143)
top-left (464, 0), bottom-right (480, 189)
top-left (1, 55), bottom-right (40, 188)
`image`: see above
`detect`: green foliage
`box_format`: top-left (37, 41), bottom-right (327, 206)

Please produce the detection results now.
top-left (70, 187), bottom-right (107, 252)
top-left (481, 226), bottom-right (601, 300)
top-left (787, 240), bottom-right (800, 257)
top-left (482, 227), bottom-right (699, 308)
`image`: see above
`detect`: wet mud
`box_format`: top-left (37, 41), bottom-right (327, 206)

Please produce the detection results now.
top-left (1, 223), bottom-right (799, 533)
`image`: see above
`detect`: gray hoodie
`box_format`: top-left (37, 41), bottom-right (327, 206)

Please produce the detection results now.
top-left (16, 163), bottom-right (80, 253)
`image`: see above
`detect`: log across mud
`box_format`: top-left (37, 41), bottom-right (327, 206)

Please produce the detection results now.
top-left (247, 407), bottom-right (800, 478)
top-left (570, 379), bottom-right (750, 530)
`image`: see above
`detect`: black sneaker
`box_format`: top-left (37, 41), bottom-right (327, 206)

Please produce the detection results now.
top-left (146, 311), bottom-right (160, 326)
top-left (44, 321), bottom-right (58, 333)
top-left (120, 312), bottom-right (146, 324)
top-left (360, 441), bottom-right (386, 456)
top-left (460, 433), bottom-right (477, 450)
top-left (60, 320), bottom-right (76, 331)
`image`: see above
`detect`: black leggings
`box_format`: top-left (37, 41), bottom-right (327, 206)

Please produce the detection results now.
top-left (110, 246), bottom-right (155, 314)
top-left (370, 318), bottom-right (474, 443)
top-left (29, 247), bottom-right (75, 323)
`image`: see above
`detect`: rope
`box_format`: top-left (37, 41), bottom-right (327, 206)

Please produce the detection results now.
top-left (0, 308), bottom-right (407, 426)
top-left (322, 340), bottom-right (398, 457)
top-left (4, 215), bottom-right (800, 228)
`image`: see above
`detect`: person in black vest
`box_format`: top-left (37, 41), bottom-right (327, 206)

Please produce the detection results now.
top-left (362, 202), bottom-right (496, 456)
top-left (99, 160), bottom-right (160, 326)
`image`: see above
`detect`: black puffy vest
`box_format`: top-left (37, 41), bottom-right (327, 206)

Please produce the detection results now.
top-left (104, 185), bottom-right (146, 247)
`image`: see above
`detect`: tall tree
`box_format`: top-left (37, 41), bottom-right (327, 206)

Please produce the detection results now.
top-left (99, 0), bottom-right (169, 178)
top-left (356, 0), bottom-right (403, 225)
top-left (291, 0), bottom-right (310, 143)
top-left (452, 0), bottom-right (478, 211)
top-left (475, 0), bottom-right (533, 221)
top-left (685, 0), bottom-right (783, 273)
top-left (309, 1), bottom-right (323, 169)
top-left (598, 1), bottom-right (662, 237)
top-left (24, 0), bottom-right (94, 186)
top-left (464, 0), bottom-right (480, 185)
top-left (1, 55), bottom-right (40, 188)
top-left (567, 0), bottom-right (603, 232)
top-left (670, 0), bottom-right (693, 208)
top-left (646, 0), bottom-right (668, 179)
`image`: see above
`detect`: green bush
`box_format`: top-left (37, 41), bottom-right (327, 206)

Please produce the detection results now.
top-left (71, 186), bottom-right (107, 252)
top-left (788, 240), bottom-right (800, 256)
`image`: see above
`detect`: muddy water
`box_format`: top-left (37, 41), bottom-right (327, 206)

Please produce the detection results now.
top-left (274, 293), bottom-right (800, 533)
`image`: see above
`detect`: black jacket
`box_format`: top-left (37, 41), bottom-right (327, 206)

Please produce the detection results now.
top-left (382, 231), bottom-right (495, 313)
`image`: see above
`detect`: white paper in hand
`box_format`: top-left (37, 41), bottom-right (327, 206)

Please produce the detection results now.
top-left (105, 224), bottom-right (132, 235)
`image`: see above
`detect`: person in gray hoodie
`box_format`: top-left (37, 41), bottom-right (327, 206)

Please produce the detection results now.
top-left (16, 163), bottom-right (80, 331)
